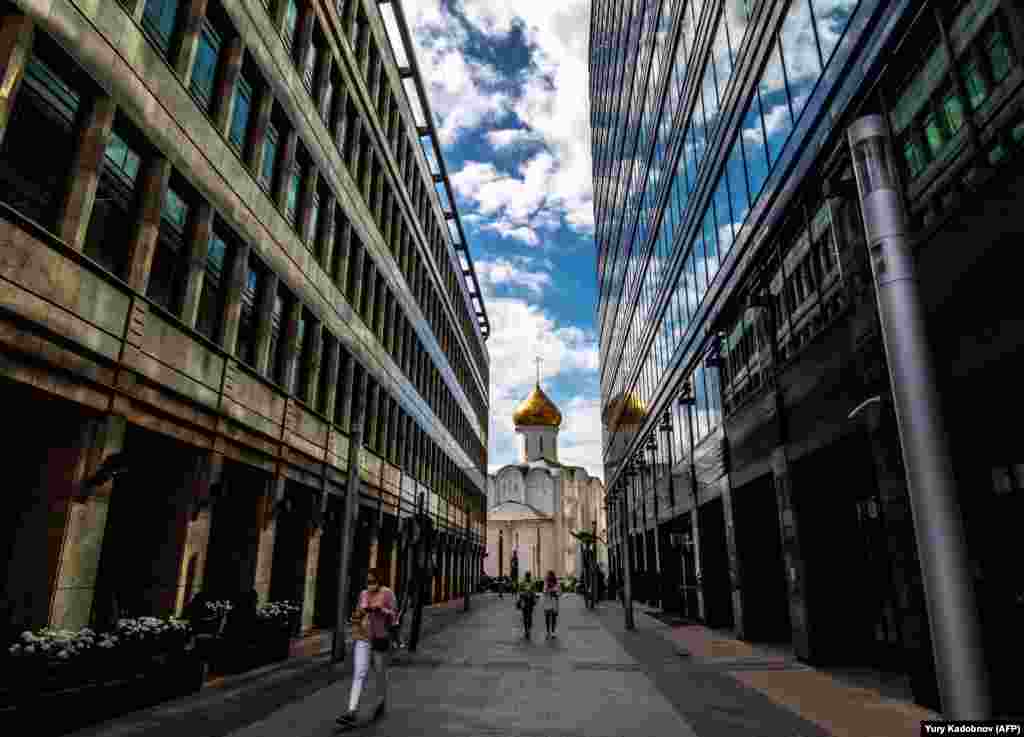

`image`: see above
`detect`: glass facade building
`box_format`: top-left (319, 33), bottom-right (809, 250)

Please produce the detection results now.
top-left (592, 0), bottom-right (1024, 715)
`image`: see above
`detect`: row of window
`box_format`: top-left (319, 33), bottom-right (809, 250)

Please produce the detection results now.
top-left (599, 0), bottom-right (860, 458)
top-left (600, 0), bottom-right (864, 466)
top-left (892, 6), bottom-right (1015, 181)
top-left (0, 22), bottom-right (486, 479)
top-left (129, 0), bottom-right (488, 443)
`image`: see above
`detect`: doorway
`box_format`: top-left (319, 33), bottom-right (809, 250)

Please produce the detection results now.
top-left (697, 498), bottom-right (734, 629)
top-left (732, 475), bottom-right (790, 642)
top-left (203, 461), bottom-right (266, 602)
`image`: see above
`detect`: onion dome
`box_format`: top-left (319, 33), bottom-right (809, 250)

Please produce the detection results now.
top-left (603, 392), bottom-right (647, 430)
top-left (513, 383), bottom-right (563, 427)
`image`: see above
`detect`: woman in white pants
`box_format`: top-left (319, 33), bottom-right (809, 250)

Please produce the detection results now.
top-left (337, 570), bottom-right (396, 727)
top-left (543, 570), bottom-right (560, 639)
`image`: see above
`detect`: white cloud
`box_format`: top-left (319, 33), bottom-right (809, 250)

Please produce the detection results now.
top-left (406, 0), bottom-right (595, 240)
top-left (475, 257), bottom-right (552, 294)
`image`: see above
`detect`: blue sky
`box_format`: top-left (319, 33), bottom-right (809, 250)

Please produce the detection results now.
top-left (387, 0), bottom-right (602, 478)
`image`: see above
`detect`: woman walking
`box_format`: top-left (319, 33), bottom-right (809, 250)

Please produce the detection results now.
top-left (516, 572), bottom-right (538, 638)
top-left (542, 571), bottom-right (560, 639)
top-left (337, 569), bottom-right (396, 729)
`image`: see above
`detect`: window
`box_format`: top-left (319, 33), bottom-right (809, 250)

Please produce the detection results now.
top-left (269, 290), bottom-right (286, 384)
top-left (285, 162), bottom-right (301, 223)
top-left (190, 19), bottom-right (222, 111)
top-left (260, 123), bottom-right (279, 190)
top-left (147, 181), bottom-right (191, 314)
top-left (985, 24), bottom-right (1013, 84)
top-left (283, 0), bottom-right (299, 50)
top-left (229, 76), bottom-right (252, 152)
top-left (941, 87), bottom-right (965, 136)
top-left (294, 309), bottom-right (311, 398)
top-left (83, 127), bottom-right (141, 277)
top-left (0, 49), bottom-right (82, 228)
top-left (317, 332), bottom-right (335, 415)
top-left (142, 0), bottom-right (181, 55)
top-left (237, 258), bottom-right (263, 366)
top-left (196, 226), bottom-right (233, 343)
top-left (308, 191), bottom-right (320, 249)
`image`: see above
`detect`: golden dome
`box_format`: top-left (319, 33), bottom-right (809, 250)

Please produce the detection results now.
top-left (603, 392), bottom-right (646, 430)
top-left (513, 383), bottom-right (562, 427)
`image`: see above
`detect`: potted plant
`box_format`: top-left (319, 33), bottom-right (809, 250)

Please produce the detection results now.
top-left (255, 601), bottom-right (300, 663)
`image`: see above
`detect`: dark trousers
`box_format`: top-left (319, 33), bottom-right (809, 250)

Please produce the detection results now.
top-left (522, 607), bottom-right (534, 633)
top-left (544, 610), bottom-right (558, 633)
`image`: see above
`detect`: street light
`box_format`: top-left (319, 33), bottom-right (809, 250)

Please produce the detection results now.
top-left (620, 467), bottom-right (636, 631)
top-left (848, 115), bottom-right (989, 718)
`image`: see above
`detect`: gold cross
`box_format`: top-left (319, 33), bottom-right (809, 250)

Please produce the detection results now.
top-left (535, 356), bottom-right (543, 385)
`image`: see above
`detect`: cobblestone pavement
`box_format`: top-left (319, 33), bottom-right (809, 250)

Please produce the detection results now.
top-left (70, 594), bottom-right (937, 737)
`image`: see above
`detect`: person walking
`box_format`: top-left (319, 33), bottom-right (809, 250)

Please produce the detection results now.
top-left (516, 571), bottom-right (538, 638)
top-left (542, 571), bottom-right (560, 639)
top-left (336, 569), bottom-right (396, 729)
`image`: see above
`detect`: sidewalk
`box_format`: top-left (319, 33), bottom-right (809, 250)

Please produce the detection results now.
top-left (620, 600), bottom-right (940, 737)
top-left (65, 595), bottom-right (485, 737)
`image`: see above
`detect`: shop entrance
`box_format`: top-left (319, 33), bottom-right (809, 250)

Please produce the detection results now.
top-left (697, 498), bottom-right (733, 628)
top-left (732, 475), bottom-right (790, 643)
top-left (269, 481), bottom-right (315, 607)
top-left (203, 461), bottom-right (267, 602)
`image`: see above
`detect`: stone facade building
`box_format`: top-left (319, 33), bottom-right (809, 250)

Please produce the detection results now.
top-left (591, 0), bottom-right (1024, 714)
top-left (0, 0), bottom-right (489, 639)
top-left (484, 383), bottom-right (607, 581)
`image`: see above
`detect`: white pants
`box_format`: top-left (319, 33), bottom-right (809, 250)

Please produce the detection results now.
top-left (347, 640), bottom-right (388, 712)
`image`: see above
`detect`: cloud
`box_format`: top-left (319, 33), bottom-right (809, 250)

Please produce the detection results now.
top-left (475, 257), bottom-right (552, 295)
top-left (405, 0), bottom-right (595, 241)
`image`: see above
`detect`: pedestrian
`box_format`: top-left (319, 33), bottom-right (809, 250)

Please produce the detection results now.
top-left (542, 570), bottom-right (560, 639)
top-left (336, 569), bottom-right (396, 729)
top-left (516, 571), bottom-right (538, 638)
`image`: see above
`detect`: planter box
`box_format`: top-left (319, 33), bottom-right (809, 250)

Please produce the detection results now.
top-left (0, 651), bottom-right (203, 736)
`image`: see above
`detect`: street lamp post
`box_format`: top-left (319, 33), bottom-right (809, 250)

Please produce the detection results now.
top-left (620, 469), bottom-right (636, 631)
top-left (847, 116), bottom-right (989, 718)
top-left (646, 435), bottom-right (662, 609)
top-left (678, 382), bottom-right (700, 621)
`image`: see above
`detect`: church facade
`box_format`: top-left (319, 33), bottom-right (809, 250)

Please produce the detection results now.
top-left (484, 383), bottom-right (607, 581)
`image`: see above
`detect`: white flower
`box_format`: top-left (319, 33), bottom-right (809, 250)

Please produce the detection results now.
top-left (24, 645), bottom-right (35, 654)
top-left (9, 644), bottom-right (20, 654)
top-left (57, 650), bottom-right (70, 659)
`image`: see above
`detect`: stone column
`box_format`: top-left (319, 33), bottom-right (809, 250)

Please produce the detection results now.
top-left (318, 197), bottom-right (336, 271)
top-left (49, 414), bottom-right (127, 630)
top-left (179, 202), bottom-right (215, 329)
top-left (174, 452), bottom-right (224, 615)
top-left (336, 351), bottom-right (355, 432)
top-left (0, 10), bottom-right (34, 147)
top-left (319, 335), bottom-right (341, 420)
top-left (364, 381), bottom-right (380, 453)
top-left (254, 476), bottom-right (285, 604)
top-left (301, 519), bottom-right (322, 633)
top-left (213, 36), bottom-right (246, 137)
top-left (254, 271), bottom-right (280, 376)
top-left (772, 448), bottom-right (812, 660)
top-left (125, 155), bottom-right (172, 292)
top-left (58, 95), bottom-right (116, 250)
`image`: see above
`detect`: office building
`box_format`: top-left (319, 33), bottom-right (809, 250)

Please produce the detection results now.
top-left (590, 0), bottom-right (1022, 712)
top-left (0, 0), bottom-right (489, 642)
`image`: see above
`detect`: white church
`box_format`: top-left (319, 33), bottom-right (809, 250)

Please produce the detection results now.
top-left (484, 380), bottom-right (608, 582)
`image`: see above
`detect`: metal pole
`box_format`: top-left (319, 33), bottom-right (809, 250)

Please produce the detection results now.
top-left (463, 533), bottom-right (471, 612)
top-left (408, 492), bottom-right (428, 653)
top-left (620, 480), bottom-right (636, 630)
top-left (331, 370), bottom-right (370, 664)
top-left (848, 116), bottom-right (989, 718)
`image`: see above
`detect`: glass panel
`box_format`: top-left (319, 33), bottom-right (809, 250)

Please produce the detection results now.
top-left (197, 231), bottom-right (228, 342)
top-left (942, 89), bottom-right (965, 134)
top-left (230, 78), bottom-right (252, 151)
top-left (143, 0), bottom-right (180, 52)
top-left (162, 187), bottom-right (190, 231)
top-left (741, 90), bottom-right (770, 199)
top-left (987, 26), bottom-right (1013, 83)
top-left (962, 57), bottom-right (988, 109)
top-left (104, 132), bottom-right (141, 184)
top-left (923, 112), bottom-right (946, 157)
top-left (726, 133), bottom-right (750, 232)
top-left (809, 0), bottom-right (857, 67)
top-left (284, 0), bottom-right (299, 46)
top-left (286, 166), bottom-right (301, 222)
top-left (308, 196), bottom-right (320, 245)
top-left (891, 44), bottom-right (949, 134)
top-left (190, 22), bottom-right (221, 109)
top-left (779, 0), bottom-right (822, 123)
top-left (261, 125), bottom-right (279, 188)
top-left (758, 41), bottom-right (793, 166)
top-left (713, 177), bottom-right (734, 259)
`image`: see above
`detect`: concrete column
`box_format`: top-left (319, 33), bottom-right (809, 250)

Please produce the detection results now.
top-left (174, 452), bottom-right (224, 615)
top-left (386, 397), bottom-right (398, 464)
top-left (213, 36), bottom-right (246, 137)
top-left (301, 523), bottom-right (322, 632)
top-left (772, 448), bottom-right (812, 659)
top-left (298, 167), bottom-right (319, 245)
top-left (58, 96), bottom-right (116, 250)
top-left (318, 197), bottom-right (336, 271)
top-left (276, 129), bottom-right (299, 212)
top-left (220, 241), bottom-right (250, 355)
top-left (373, 275), bottom-right (387, 339)
top-left (348, 239), bottom-right (365, 316)
top-left (364, 381), bottom-right (380, 452)
top-left (332, 215), bottom-right (350, 286)
top-left (362, 259), bottom-right (377, 326)
top-left (319, 334), bottom-right (341, 420)
top-left (125, 156), bottom-right (172, 293)
top-left (254, 271), bottom-right (280, 376)
top-left (337, 351), bottom-right (355, 432)
top-left (179, 202), bottom-right (215, 329)
top-left (720, 481), bottom-right (742, 636)
top-left (49, 414), bottom-right (127, 630)
top-left (254, 476), bottom-right (285, 604)
top-left (0, 10), bottom-right (34, 147)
